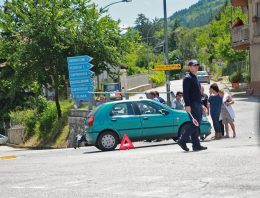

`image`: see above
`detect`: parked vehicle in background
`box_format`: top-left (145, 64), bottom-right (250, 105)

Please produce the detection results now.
top-left (0, 134), bottom-right (8, 145)
top-left (103, 83), bottom-right (123, 101)
top-left (197, 71), bottom-right (210, 84)
top-left (84, 99), bottom-right (211, 151)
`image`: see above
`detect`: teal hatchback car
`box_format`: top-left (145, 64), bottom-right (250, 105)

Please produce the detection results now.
top-left (85, 99), bottom-right (211, 151)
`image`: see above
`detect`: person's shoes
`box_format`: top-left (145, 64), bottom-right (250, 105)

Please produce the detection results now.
top-left (177, 141), bottom-right (189, 152)
top-left (193, 146), bottom-right (207, 151)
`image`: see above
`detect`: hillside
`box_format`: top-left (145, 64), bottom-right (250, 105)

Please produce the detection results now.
top-left (169, 0), bottom-right (229, 28)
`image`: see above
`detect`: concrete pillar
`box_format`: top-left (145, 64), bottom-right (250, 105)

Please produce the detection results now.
top-left (119, 69), bottom-right (127, 91)
top-left (67, 109), bottom-right (90, 148)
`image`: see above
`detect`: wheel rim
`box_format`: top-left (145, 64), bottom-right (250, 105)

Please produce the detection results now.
top-left (101, 134), bottom-right (116, 149)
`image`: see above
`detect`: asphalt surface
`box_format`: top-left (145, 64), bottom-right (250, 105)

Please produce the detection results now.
top-left (1, 81), bottom-right (259, 198)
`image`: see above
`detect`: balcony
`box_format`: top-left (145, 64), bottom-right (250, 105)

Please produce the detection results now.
top-left (231, 0), bottom-right (248, 7)
top-left (232, 25), bottom-right (250, 50)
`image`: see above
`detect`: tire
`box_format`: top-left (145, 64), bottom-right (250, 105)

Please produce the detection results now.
top-left (97, 131), bottom-right (119, 151)
top-left (200, 135), bottom-right (206, 141)
top-left (178, 123), bottom-right (191, 142)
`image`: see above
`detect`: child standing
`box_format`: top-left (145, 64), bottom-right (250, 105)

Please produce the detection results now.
top-left (219, 89), bottom-right (236, 138)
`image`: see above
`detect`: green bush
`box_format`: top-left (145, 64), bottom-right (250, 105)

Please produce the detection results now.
top-left (9, 109), bottom-right (36, 127)
top-left (9, 109), bottom-right (37, 138)
top-left (229, 72), bottom-right (243, 83)
top-left (9, 98), bottom-right (73, 143)
top-left (36, 95), bottom-right (48, 114)
top-left (127, 65), bottom-right (147, 75)
top-left (149, 71), bottom-right (166, 85)
top-left (242, 72), bottom-right (250, 83)
top-left (35, 101), bottom-right (57, 138)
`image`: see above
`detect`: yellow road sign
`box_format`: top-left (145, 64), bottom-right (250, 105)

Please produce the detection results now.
top-left (154, 64), bottom-right (181, 71)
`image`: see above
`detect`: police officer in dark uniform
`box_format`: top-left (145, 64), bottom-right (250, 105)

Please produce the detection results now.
top-left (177, 60), bottom-right (207, 152)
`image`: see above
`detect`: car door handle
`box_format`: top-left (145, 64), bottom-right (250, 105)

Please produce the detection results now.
top-left (111, 118), bottom-right (117, 121)
top-left (143, 117), bottom-right (148, 120)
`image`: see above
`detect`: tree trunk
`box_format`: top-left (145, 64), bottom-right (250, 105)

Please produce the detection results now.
top-left (54, 84), bottom-right (62, 119)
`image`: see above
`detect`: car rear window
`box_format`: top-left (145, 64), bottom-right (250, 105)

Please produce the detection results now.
top-left (87, 105), bottom-right (102, 117)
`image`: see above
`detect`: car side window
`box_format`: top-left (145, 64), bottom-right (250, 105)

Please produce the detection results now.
top-left (110, 103), bottom-right (135, 116)
top-left (136, 101), bottom-right (162, 115)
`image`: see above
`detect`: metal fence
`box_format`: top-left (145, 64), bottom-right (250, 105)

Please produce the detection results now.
top-left (227, 60), bottom-right (249, 74)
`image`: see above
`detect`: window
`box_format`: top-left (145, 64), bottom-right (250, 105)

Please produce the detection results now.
top-left (257, 3), bottom-right (260, 17)
top-left (110, 103), bottom-right (134, 116)
top-left (254, 3), bottom-right (260, 36)
top-left (136, 101), bottom-right (162, 115)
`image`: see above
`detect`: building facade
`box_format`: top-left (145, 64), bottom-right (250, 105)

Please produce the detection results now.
top-left (231, 0), bottom-right (260, 95)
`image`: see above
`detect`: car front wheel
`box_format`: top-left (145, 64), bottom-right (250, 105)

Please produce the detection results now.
top-left (178, 123), bottom-right (192, 142)
top-left (97, 131), bottom-right (118, 151)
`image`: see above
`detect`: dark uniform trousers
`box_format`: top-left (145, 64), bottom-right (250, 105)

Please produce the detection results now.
top-left (179, 102), bottom-right (202, 149)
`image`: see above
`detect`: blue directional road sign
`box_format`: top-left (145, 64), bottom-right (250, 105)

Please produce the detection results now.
top-left (67, 55), bottom-right (93, 65)
top-left (69, 70), bottom-right (94, 80)
top-left (68, 63), bottom-right (93, 71)
top-left (67, 55), bottom-right (94, 101)
top-left (70, 78), bottom-right (93, 87)
top-left (71, 93), bottom-right (94, 101)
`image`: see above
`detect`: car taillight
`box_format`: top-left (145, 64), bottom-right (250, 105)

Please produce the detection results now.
top-left (88, 116), bottom-right (95, 127)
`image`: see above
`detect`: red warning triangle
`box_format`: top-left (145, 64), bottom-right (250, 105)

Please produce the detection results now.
top-left (119, 134), bottom-right (135, 150)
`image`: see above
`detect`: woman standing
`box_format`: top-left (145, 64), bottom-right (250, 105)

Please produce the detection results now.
top-left (219, 89), bottom-right (236, 138)
top-left (208, 83), bottom-right (223, 139)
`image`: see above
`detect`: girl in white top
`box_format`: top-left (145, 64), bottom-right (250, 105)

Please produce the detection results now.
top-left (219, 89), bottom-right (236, 138)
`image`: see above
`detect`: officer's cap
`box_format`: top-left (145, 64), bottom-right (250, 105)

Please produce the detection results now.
top-left (188, 59), bottom-right (200, 66)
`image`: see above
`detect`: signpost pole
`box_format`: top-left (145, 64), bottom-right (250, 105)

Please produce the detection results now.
top-left (163, 0), bottom-right (171, 106)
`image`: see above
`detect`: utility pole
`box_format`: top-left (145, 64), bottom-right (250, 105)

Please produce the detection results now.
top-left (163, 0), bottom-right (171, 106)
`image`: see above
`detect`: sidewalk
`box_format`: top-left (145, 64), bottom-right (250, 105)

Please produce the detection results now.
top-left (0, 145), bottom-right (25, 152)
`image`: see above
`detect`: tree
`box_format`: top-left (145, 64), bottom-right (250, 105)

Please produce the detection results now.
top-left (0, 0), bottom-right (131, 118)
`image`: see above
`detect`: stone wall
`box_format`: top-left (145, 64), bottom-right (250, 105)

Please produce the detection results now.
top-left (67, 109), bottom-right (90, 148)
top-left (7, 127), bottom-right (25, 145)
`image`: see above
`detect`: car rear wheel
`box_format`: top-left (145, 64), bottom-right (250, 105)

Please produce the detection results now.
top-left (97, 131), bottom-right (118, 151)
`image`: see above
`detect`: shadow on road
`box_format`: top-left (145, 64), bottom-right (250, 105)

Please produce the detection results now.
top-left (82, 139), bottom-right (212, 154)
top-left (232, 93), bottom-right (260, 103)
top-left (82, 142), bottom-right (176, 154)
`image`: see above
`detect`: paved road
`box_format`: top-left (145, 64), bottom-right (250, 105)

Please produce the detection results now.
top-left (0, 93), bottom-right (259, 198)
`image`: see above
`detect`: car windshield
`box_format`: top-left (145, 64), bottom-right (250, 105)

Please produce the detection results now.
top-left (104, 84), bottom-right (120, 92)
top-left (197, 71), bottom-right (208, 75)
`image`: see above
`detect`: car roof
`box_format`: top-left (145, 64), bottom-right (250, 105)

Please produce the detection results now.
top-left (103, 99), bottom-right (155, 105)
top-left (197, 71), bottom-right (208, 74)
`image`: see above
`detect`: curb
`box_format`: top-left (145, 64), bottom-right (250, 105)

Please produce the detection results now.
top-left (6, 143), bottom-right (67, 150)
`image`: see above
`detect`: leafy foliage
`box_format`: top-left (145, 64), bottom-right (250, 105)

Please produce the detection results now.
top-left (0, 0), bottom-right (133, 119)
top-left (9, 99), bottom-right (73, 141)
top-left (169, 0), bottom-right (229, 28)
top-left (149, 71), bottom-right (166, 85)
top-left (229, 71), bottom-right (243, 83)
